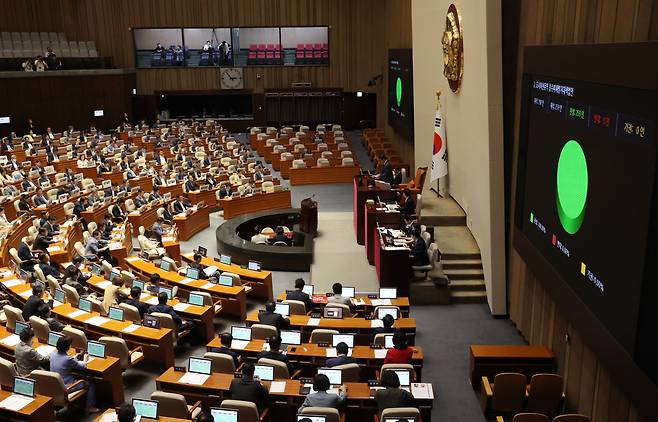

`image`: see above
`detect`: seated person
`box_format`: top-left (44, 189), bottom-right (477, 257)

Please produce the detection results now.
top-left (33, 227), bottom-right (54, 252)
top-left (400, 188), bottom-right (415, 215)
top-left (102, 276), bottom-right (127, 313)
top-left (188, 253), bottom-right (209, 279)
top-left (85, 230), bottom-right (113, 262)
top-left (184, 175), bottom-right (199, 192)
top-left (374, 369), bottom-right (414, 414)
top-left (384, 331), bottom-right (414, 364)
top-left (148, 292), bottom-right (193, 331)
top-left (125, 286), bottom-right (149, 318)
top-left (50, 336), bottom-right (99, 414)
top-left (150, 217), bottom-right (166, 243)
top-left (285, 278), bottom-right (313, 312)
top-left (38, 302), bottom-right (65, 332)
top-left (408, 227), bottom-right (429, 267)
top-left (327, 282), bottom-right (354, 309)
top-left (171, 194), bottom-right (188, 214)
top-left (257, 335), bottom-right (293, 373)
top-left (373, 314), bottom-right (396, 336)
top-left (258, 301), bottom-right (290, 331)
top-left (18, 193), bottom-right (32, 212)
top-left (326, 342), bottom-right (357, 368)
top-left (298, 373), bottom-right (347, 412)
top-left (229, 363), bottom-right (269, 412)
top-left (117, 403), bottom-right (137, 422)
top-left (268, 226), bottom-right (290, 246)
top-left (18, 237), bottom-right (39, 272)
top-left (22, 284), bottom-right (49, 321)
top-left (14, 327), bottom-right (50, 376)
top-left (208, 332), bottom-right (240, 368)
top-left (38, 253), bottom-right (61, 279)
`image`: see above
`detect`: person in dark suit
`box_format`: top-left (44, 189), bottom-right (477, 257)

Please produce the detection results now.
top-left (286, 278), bottom-right (313, 312)
top-left (269, 226), bottom-right (290, 246)
top-left (188, 254), bottom-right (208, 279)
top-left (33, 228), bottom-right (54, 253)
top-left (208, 332), bottom-right (241, 368)
top-left (229, 363), bottom-right (269, 412)
top-left (256, 335), bottom-right (293, 373)
top-left (21, 178), bottom-right (37, 192)
top-left (373, 314), bottom-right (397, 336)
top-left (219, 184), bottom-right (232, 198)
top-left (18, 237), bottom-right (38, 271)
top-left (105, 183), bottom-right (118, 198)
top-left (148, 292), bottom-right (193, 331)
top-left (18, 194), bottom-right (32, 213)
top-left (33, 188), bottom-right (48, 206)
top-left (111, 200), bottom-right (125, 221)
top-left (376, 154), bottom-right (394, 184)
top-left (73, 197), bottom-right (87, 218)
top-left (391, 168), bottom-right (402, 186)
top-left (172, 195), bottom-right (187, 214)
top-left (400, 189), bottom-right (415, 215)
top-left (409, 227), bottom-right (429, 267)
top-left (22, 284), bottom-right (49, 321)
top-left (39, 212), bottom-right (58, 235)
top-left (184, 175), bottom-right (199, 192)
top-left (374, 369), bottom-right (414, 415)
top-left (125, 286), bottom-right (149, 318)
top-left (326, 342), bottom-right (357, 368)
top-left (258, 301), bottom-right (290, 331)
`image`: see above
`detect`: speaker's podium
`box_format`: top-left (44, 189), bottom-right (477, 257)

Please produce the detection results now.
top-left (300, 197), bottom-right (318, 236)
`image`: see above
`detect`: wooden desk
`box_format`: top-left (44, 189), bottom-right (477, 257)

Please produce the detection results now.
top-left (156, 368), bottom-right (433, 420)
top-left (245, 311), bottom-right (416, 345)
top-left (364, 207), bottom-right (403, 265)
top-left (0, 217), bottom-right (31, 267)
top-left (469, 345), bottom-right (556, 389)
top-left (0, 326), bottom-right (125, 406)
top-left (95, 409), bottom-right (191, 422)
top-left (1, 273), bottom-right (176, 367)
top-left (353, 177), bottom-right (397, 245)
top-left (275, 293), bottom-right (411, 317)
top-left (188, 188), bottom-right (218, 209)
top-left (82, 273), bottom-right (217, 341)
top-left (125, 257), bottom-right (246, 320)
top-left (182, 252), bottom-right (273, 301)
top-left (206, 338), bottom-right (424, 379)
top-left (374, 229), bottom-right (410, 297)
top-left (108, 223), bottom-right (135, 268)
top-left (0, 388), bottom-right (55, 422)
top-left (173, 206), bottom-right (210, 241)
top-left (219, 190), bottom-right (292, 220)
top-left (46, 220), bottom-right (82, 265)
top-left (289, 165), bottom-right (361, 186)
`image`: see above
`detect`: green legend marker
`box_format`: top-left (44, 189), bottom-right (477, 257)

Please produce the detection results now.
top-left (556, 140), bottom-right (588, 234)
top-left (530, 212), bottom-right (534, 223)
top-left (396, 77), bottom-right (402, 107)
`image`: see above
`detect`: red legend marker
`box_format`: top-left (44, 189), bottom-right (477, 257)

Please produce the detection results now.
top-left (552, 234), bottom-right (557, 246)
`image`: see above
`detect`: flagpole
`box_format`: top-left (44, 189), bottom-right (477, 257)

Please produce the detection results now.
top-left (435, 91), bottom-right (443, 198)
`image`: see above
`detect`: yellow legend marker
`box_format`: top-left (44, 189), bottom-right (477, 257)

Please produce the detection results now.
top-left (580, 262), bottom-right (586, 276)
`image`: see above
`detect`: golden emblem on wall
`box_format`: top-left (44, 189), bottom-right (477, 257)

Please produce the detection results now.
top-left (442, 3), bottom-right (464, 93)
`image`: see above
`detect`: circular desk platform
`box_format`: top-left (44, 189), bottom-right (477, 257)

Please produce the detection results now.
top-left (216, 208), bottom-right (314, 271)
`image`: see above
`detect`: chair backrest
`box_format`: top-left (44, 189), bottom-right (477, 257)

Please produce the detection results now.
top-left (73, 241), bottom-right (86, 258)
top-left (301, 407), bottom-right (340, 422)
top-left (251, 324), bottom-right (277, 340)
top-left (512, 414), bottom-right (550, 422)
top-left (415, 194), bottom-right (422, 217)
top-left (29, 369), bottom-right (68, 406)
top-left (317, 158), bottom-right (330, 167)
top-left (260, 227), bottom-right (274, 234)
top-left (88, 221), bottom-right (97, 233)
top-left (309, 329), bottom-right (339, 344)
top-left (258, 357), bottom-right (289, 378)
top-left (62, 284), bottom-right (80, 307)
top-left (491, 372), bottom-right (527, 413)
top-left (553, 415), bottom-right (590, 422)
top-left (33, 265), bottom-right (46, 283)
top-left (5, 305), bottom-right (24, 331)
top-left (151, 312), bottom-right (177, 343)
top-left (282, 299), bottom-right (306, 315)
top-left (526, 373), bottom-right (564, 415)
top-left (333, 363), bottom-right (360, 382)
top-left (342, 157), bottom-right (354, 166)
top-left (150, 391), bottom-right (190, 419)
top-left (203, 352), bottom-right (236, 374)
top-left (380, 407), bottom-right (421, 420)
top-left (46, 275), bottom-right (61, 296)
top-left (325, 302), bottom-right (351, 317)
top-left (220, 399), bottom-right (260, 422)
top-left (121, 270), bottom-right (135, 285)
top-left (119, 303), bottom-right (142, 323)
top-left (8, 248), bottom-right (22, 265)
top-left (62, 326), bottom-right (87, 351)
top-left (99, 336), bottom-right (131, 369)
top-left (0, 356), bottom-right (17, 387)
top-left (29, 316), bottom-right (50, 342)
top-left (421, 231), bottom-right (431, 247)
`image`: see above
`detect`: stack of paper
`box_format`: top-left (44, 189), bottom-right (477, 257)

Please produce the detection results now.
top-left (0, 394), bottom-right (34, 411)
top-left (203, 266), bottom-right (218, 277)
top-left (371, 299), bottom-right (392, 306)
top-left (86, 316), bottom-right (110, 326)
top-left (374, 349), bottom-right (388, 359)
top-left (178, 372), bottom-right (209, 385)
top-left (68, 309), bottom-right (87, 318)
top-left (352, 298), bottom-right (366, 306)
top-left (96, 280), bottom-right (112, 289)
top-left (231, 340), bottom-right (249, 350)
top-left (200, 282), bottom-right (215, 290)
top-left (411, 383), bottom-right (434, 399)
top-left (178, 278), bottom-right (193, 285)
top-left (2, 279), bottom-right (21, 287)
top-left (145, 297), bottom-right (159, 305)
top-left (269, 381), bottom-right (286, 393)
top-left (122, 324), bottom-right (141, 333)
top-left (46, 245), bottom-right (61, 253)
top-left (307, 318), bottom-right (321, 326)
top-left (370, 320), bottom-right (384, 328)
top-left (0, 334), bottom-right (20, 346)
top-left (173, 303), bottom-right (190, 312)
top-left (36, 345), bottom-right (56, 356)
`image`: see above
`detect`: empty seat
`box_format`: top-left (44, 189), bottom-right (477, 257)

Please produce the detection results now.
top-left (481, 373), bottom-right (527, 417)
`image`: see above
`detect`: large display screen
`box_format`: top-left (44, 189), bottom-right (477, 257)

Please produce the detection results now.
top-left (515, 74), bottom-right (657, 356)
top-left (388, 49), bottom-right (414, 140)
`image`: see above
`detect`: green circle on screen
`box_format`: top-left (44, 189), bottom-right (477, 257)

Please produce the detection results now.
top-left (556, 140), bottom-right (588, 234)
top-left (396, 77), bottom-right (402, 107)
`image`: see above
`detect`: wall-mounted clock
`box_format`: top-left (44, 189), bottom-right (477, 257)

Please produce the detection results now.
top-left (220, 67), bottom-right (244, 89)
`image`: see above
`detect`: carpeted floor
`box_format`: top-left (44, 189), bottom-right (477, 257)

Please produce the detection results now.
top-left (77, 130), bottom-right (525, 421)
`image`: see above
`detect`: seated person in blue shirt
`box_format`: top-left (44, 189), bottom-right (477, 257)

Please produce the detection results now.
top-left (208, 332), bottom-right (241, 368)
top-left (148, 291), bottom-right (194, 332)
top-left (50, 335), bottom-right (100, 414)
top-left (298, 373), bottom-right (347, 412)
top-left (257, 335), bottom-right (294, 374)
top-left (326, 342), bottom-right (357, 368)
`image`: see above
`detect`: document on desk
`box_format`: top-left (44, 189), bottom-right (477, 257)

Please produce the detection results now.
top-left (231, 340), bottom-right (249, 350)
top-left (352, 298), bottom-right (366, 306)
top-left (178, 372), bottom-right (209, 385)
top-left (0, 393), bottom-right (34, 411)
top-left (203, 266), bottom-right (218, 277)
top-left (269, 381), bottom-right (286, 393)
top-left (96, 280), bottom-right (112, 289)
top-left (122, 324), bottom-right (141, 333)
top-left (178, 278), bottom-right (193, 285)
top-left (370, 319), bottom-right (384, 328)
top-left (411, 382), bottom-right (434, 399)
top-left (370, 299), bottom-right (391, 306)
top-left (19, 290), bottom-right (31, 297)
top-left (173, 303), bottom-right (190, 312)
top-left (86, 316), bottom-right (110, 326)
top-left (307, 318), bottom-right (321, 326)
top-left (161, 236), bottom-right (175, 242)
top-left (126, 256), bottom-right (140, 262)
top-left (67, 309), bottom-right (87, 319)
top-left (200, 282), bottom-right (215, 290)
top-left (100, 412), bottom-right (119, 422)
top-left (374, 348), bottom-right (388, 359)
top-left (145, 297), bottom-right (159, 305)
top-left (0, 334), bottom-right (20, 346)
top-left (36, 345), bottom-right (56, 356)
top-left (1, 279), bottom-right (21, 287)
top-left (47, 245), bottom-right (61, 253)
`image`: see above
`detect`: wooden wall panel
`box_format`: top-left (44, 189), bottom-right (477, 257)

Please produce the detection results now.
top-left (508, 2), bottom-right (658, 421)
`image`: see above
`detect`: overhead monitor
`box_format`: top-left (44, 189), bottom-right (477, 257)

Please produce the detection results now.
top-left (93, 110), bottom-right (104, 117)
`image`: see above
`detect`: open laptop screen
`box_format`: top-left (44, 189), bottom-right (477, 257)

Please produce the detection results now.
top-left (132, 398), bottom-right (158, 419)
top-left (211, 408), bottom-right (239, 422)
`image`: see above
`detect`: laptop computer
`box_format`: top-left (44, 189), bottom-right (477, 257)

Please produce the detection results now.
top-left (297, 416), bottom-right (327, 422)
top-left (188, 357), bottom-right (212, 375)
top-left (231, 326), bottom-right (252, 342)
top-left (48, 332), bottom-right (63, 347)
top-left (143, 314), bottom-right (161, 329)
top-left (341, 286), bottom-right (355, 298)
top-left (376, 307), bottom-right (400, 320)
top-left (188, 292), bottom-right (205, 306)
top-left (15, 321), bottom-right (29, 335)
top-left (210, 408), bottom-right (239, 422)
top-left (132, 398), bottom-right (159, 419)
top-left (91, 263), bottom-right (102, 275)
top-left (280, 330), bottom-right (302, 346)
top-left (108, 306), bottom-right (124, 322)
top-left (78, 298), bottom-right (92, 313)
top-left (132, 279), bottom-right (145, 291)
top-left (384, 334), bottom-right (394, 349)
top-left (219, 254), bottom-right (231, 265)
top-left (317, 368), bottom-right (342, 386)
top-left (186, 267), bottom-right (200, 280)
top-left (159, 285), bottom-right (173, 299)
top-left (247, 260), bottom-right (261, 271)
top-left (332, 333), bottom-right (355, 348)
top-left (159, 260), bottom-right (171, 271)
top-left (87, 340), bottom-right (106, 358)
top-left (54, 288), bottom-right (66, 304)
top-left (302, 284), bottom-right (314, 296)
top-left (274, 302), bottom-right (290, 317)
top-left (379, 287), bottom-right (397, 299)
top-left (323, 307), bottom-right (343, 319)
top-left (13, 377), bottom-right (36, 398)
top-left (253, 364), bottom-right (275, 381)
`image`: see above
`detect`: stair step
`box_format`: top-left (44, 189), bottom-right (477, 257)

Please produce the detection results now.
top-left (444, 268), bottom-right (484, 280)
top-left (442, 251), bottom-right (482, 260)
top-left (450, 279), bottom-right (486, 291)
top-left (442, 258), bottom-right (482, 270)
top-left (450, 290), bottom-right (488, 304)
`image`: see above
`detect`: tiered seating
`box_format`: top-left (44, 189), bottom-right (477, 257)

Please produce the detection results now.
top-left (246, 43), bottom-right (282, 65)
top-left (0, 31), bottom-right (98, 58)
top-left (295, 43), bottom-right (329, 65)
top-left (362, 128), bottom-right (410, 175)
